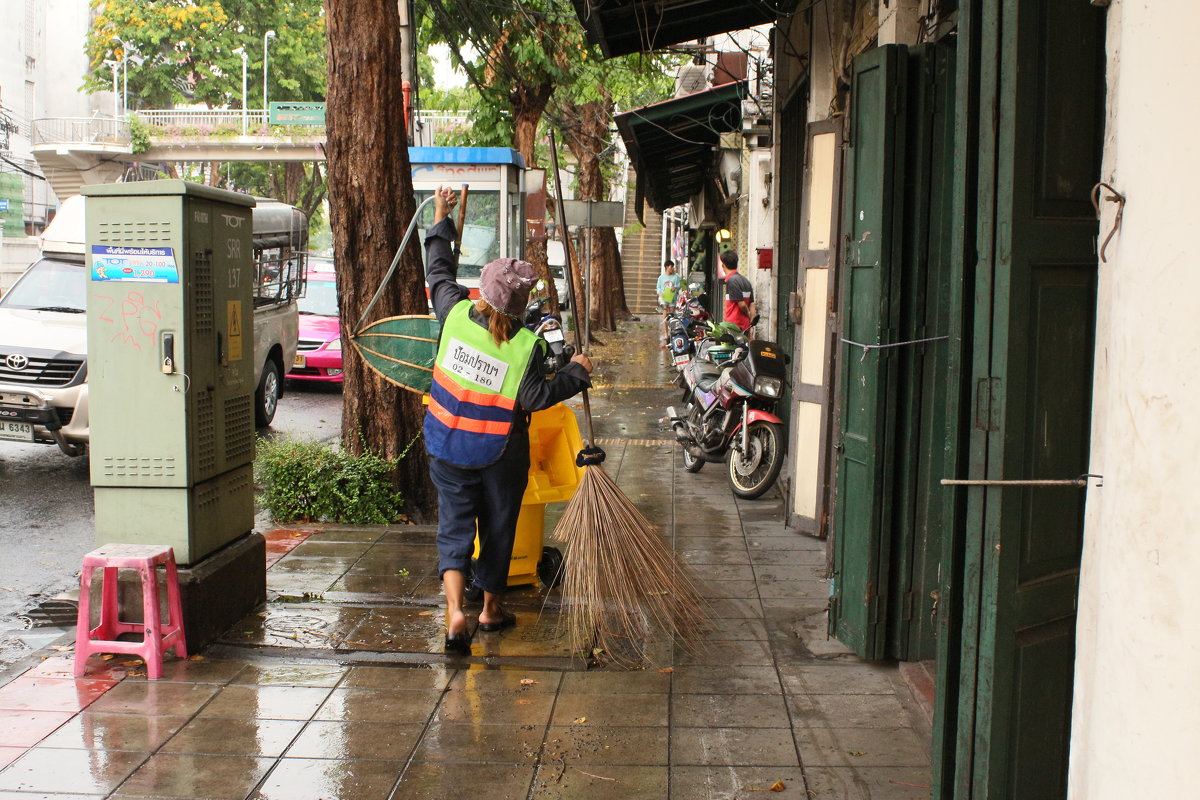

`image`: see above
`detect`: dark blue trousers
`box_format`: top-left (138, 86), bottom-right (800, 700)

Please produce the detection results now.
top-left (428, 442), bottom-right (530, 595)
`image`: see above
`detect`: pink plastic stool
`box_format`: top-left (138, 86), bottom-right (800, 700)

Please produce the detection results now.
top-left (74, 543), bottom-right (187, 679)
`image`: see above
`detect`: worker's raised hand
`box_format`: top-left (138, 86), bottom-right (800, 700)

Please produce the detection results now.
top-left (571, 353), bottom-right (594, 374)
top-left (432, 185), bottom-right (458, 223)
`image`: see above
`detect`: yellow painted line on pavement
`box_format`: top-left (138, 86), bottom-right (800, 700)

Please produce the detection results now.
top-left (595, 437), bottom-right (673, 448)
top-left (591, 382), bottom-right (676, 390)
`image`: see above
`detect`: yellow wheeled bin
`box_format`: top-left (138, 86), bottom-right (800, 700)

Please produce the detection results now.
top-left (473, 403), bottom-right (584, 588)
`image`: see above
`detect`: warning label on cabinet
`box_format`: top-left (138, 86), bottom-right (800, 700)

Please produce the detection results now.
top-left (227, 300), bottom-right (243, 361)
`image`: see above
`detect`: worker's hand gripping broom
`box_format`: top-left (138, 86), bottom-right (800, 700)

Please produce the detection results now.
top-left (547, 132), bottom-right (707, 667)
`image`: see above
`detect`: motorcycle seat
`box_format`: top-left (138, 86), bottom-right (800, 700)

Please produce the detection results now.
top-left (693, 362), bottom-right (724, 392)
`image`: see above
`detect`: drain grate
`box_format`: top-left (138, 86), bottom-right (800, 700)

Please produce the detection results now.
top-left (19, 598), bottom-right (79, 629)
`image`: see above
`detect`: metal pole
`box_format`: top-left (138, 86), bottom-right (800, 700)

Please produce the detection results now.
top-left (110, 62), bottom-right (118, 125)
top-left (121, 54), bottom-right (127, 116)
top-left (263, 30), bottom-right (276, 126)
top-left (237, 50), bottom-right (248, 135)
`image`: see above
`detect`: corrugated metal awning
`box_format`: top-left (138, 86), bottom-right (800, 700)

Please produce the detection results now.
top-left (615, 80), bottom-right (748, 216)
top-left (571, 0), bottom-right (790, 58)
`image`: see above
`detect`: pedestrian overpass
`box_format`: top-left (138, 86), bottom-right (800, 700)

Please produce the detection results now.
top-left (31, 109), bottom-right (470, 199)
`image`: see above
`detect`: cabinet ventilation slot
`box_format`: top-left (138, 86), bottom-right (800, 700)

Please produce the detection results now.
top-left (95, 221), bottom-right (173, 244)
top-left (193, 251), bottom-right (213, 335)
top-left (224, 394), bottom-right (254, 461)
top-left (100, 456), bottom-right (177, 479)
top-left (196, 390), bottom-right (216, 474)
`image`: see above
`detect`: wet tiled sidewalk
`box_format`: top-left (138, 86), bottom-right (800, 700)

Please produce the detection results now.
top-left (0, 321), bottom-right (932, 799)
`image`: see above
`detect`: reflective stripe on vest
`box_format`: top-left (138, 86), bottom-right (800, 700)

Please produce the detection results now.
top-left (423, 300), bottom-right (540, 467)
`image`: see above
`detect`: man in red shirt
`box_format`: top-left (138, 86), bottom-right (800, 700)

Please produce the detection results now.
top-left (719, 250), bottom-right (756, 332)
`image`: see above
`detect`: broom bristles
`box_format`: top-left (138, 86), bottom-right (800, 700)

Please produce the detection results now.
top-left (553, 463), bottom-right (708, 667)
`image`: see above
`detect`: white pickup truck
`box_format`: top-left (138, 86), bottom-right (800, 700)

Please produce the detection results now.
top-left (0, 195), bottom-right (304, 456)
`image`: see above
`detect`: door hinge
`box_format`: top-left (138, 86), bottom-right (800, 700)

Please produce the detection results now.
top-left (974, 376), bottom-right (1001, 431)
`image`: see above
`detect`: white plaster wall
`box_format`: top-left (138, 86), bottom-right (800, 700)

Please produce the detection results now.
top-left (744, 150), bottom-right (773, 331)
top-left (44, 0), bottom-right (102, 120)
top-left (1069, 2), bottom-right (1200, 797)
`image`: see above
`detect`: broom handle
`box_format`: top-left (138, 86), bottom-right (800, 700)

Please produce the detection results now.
top-left (453, 184), bottom-right (469, 254)
top-left (547, 130), bottom-right (596, 446)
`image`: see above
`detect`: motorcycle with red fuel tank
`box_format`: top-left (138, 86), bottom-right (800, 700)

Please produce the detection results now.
top-left (666, 330), bottom-right (788, 499)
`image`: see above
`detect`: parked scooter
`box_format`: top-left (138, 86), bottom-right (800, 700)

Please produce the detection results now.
top-left (667, 330), bottom-right (788, 499)
top-left (523, 290), bottom-right (574, 375)
top-left (665, 282), bottom-right (710, 368)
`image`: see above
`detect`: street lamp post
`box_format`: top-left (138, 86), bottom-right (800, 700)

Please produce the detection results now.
top-left (103, 60), bottom-right (119, 135)
top-left (233, 47), bottom-right (248, 135)
top-left (263, 30), bottom-right (276, 127)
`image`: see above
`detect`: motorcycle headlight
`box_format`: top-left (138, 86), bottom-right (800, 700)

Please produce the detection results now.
top-left (754, 376), bottom-right (782, 398)
top-left (327, 338), bottom-right (342, 351)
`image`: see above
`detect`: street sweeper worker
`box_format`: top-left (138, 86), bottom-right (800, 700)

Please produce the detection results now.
top-left (423, 186), bottom-right (594, 656)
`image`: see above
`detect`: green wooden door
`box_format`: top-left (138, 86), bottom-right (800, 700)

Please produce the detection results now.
top-left (889, 41), bottom-right (957, 662)
top-left (829, 45), bottom-right (907, 659)
top-left (947, 1), bottom-right (1106, 796)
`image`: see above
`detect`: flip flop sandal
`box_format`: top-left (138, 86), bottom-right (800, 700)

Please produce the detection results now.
top-left (478, 610), bottom-right (517, 632)
top-left (444, 630), bottom-right (472, 655)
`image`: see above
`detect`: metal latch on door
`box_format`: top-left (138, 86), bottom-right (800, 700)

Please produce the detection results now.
top-left (940, 474), bottom-right (1103, 488)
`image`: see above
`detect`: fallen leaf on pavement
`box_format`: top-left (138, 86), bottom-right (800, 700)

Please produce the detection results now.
top-left (520, 678), bottom-right (538, 686)
top-left (748, 780), bottom-right (786, 792)
top-left (189, 655), bottom-right (205, 661)
top-left (573, 717), bottom-right (588, 724)
top-left (51, 645), bottom-right (72, 652)
top-left (659, 667), bottom-right (674, 673)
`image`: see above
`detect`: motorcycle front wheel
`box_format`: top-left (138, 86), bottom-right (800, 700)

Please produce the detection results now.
top-left (681, 445), bottom-right (705, 473)
top-left (728, 421), bottom-right (784, 499)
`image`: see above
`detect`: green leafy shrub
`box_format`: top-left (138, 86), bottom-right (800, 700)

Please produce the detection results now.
top-left (128, 116), bottom-right (152, 154)
top-left (255, 437), bottom-right (405, 524)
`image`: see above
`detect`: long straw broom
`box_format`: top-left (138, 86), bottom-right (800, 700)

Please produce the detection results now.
top-left (546, 132), bottom-right (707, 667)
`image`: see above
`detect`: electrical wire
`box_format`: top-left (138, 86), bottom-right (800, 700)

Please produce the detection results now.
top-left (0, 155), bottom-right (46, 181)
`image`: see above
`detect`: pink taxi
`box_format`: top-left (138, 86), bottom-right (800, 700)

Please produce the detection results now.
top-left (288, 258), bottom-right (343, 383)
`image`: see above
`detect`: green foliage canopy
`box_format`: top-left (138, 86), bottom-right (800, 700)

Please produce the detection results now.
top-left (85, 0), bottom-right (326, 110)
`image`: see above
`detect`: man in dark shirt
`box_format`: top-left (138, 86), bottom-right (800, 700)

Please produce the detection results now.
top-left (720, 250), bottom-right (756, 332)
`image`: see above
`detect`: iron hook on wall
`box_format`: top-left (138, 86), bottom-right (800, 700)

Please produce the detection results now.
top-left (1091, 181), bottom-right (1126, 264)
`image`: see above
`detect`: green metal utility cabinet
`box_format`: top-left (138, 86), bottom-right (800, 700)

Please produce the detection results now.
top-left (85, 181), bottom-right (256, 565)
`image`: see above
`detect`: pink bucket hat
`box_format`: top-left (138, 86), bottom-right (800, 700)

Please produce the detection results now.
top-left (479, 257), bottom-right (539, 317)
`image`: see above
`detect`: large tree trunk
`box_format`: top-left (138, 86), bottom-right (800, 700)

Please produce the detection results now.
top-left (510, 82), bottom-right (560, 311)
top-left (326, 0), bottom-right (435, 520)
top-left (560, 99), bottom-right (630, 331)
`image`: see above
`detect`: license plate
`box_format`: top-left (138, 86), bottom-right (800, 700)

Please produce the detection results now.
top-left (543, 328), bottom-right (564, 343)
top-left (673, 354), bottom-right (691, 366)
top-left (293, 354), bottom-right (306, 368)
top-left (0, 421), bottom-right (33, 442)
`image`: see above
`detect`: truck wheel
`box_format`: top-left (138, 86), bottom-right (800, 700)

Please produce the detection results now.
top-left (255, 360), bottom-right (282, 427)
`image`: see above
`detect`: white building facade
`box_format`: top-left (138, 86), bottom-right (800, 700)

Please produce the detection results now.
top-left (0, 0), bottom-right (104, 290)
